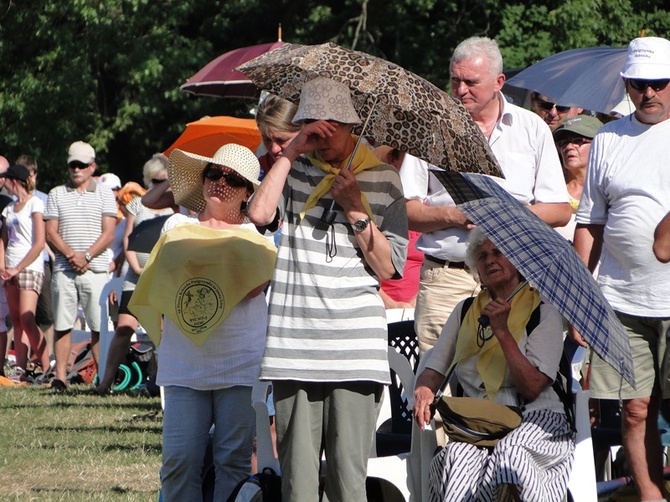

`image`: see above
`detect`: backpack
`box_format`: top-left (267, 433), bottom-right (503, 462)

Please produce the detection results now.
top-left (459, 297), bottom-right (575, 432)
top-left (226, 468), bottom-right (282, 502)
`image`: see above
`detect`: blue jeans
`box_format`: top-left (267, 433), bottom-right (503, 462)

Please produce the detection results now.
top-left (161, 385), bottom-right (255, 502)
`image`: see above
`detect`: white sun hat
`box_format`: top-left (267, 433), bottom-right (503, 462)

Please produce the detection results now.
top-left (292, 76), bottom-right (361, 124)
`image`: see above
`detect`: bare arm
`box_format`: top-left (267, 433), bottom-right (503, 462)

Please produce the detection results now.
top-left (141, 180), bottom-right (177, 211)
top-left (573, 223), bottom-right (604, 272)
top-left (653, 212), bottom-right (670, 263)
top-left (405, 199), bottom-right (472, 233)
top-left (528, 202), bottom-right (572, 228)
top-left (569, 223), bottom-right (605, 346)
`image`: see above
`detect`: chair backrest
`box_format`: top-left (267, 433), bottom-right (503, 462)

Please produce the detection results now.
top-left (387, 320), bottom-right (420, 434)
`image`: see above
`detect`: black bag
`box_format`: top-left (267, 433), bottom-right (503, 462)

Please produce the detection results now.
top-left (227, 468), bottom-right (282, 502)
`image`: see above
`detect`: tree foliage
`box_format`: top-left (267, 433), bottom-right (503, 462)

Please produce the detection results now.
top-left (0, 0), bottom-right (667, 190)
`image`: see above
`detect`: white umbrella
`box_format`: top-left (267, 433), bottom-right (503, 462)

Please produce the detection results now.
top-left (506, 46), bottom-right (628, 114)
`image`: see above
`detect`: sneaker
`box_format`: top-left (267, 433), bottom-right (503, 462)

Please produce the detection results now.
top-left (49, 378), bottom-right (67, 392)
top-left (7, 367), bottom-right (25, 384)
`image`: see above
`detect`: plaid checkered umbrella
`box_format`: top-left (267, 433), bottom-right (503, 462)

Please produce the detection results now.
top-left (431, 170), bottom-right (635, 387)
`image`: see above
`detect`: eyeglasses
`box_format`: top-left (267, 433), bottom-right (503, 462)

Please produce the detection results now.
top-left (627, 78), bottom-right (670, 92)
top-left (535, 98), bottom-right (572, 113)
top-left (204, 168), bottom-right (248, 188)
top-left (68, 161), bottom-right (91, 170)
top-left (556, 137), bottom-right (593, 149)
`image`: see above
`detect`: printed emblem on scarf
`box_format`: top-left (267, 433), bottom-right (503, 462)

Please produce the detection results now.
top-left (175, 278), bottom-right (225, 335)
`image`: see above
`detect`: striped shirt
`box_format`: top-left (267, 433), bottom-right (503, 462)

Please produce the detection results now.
top-left (44, 180), bottom-right (118, 273)
top-left (260, 154), bottom-right (408, 384)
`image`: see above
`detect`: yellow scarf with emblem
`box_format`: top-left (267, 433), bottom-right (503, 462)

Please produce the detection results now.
top-left (451, 284), bottom-right (541, 399)
top-left (128, 223), bottom-right (277, 347)
top-left (299, 137), bottom-right (380, 220)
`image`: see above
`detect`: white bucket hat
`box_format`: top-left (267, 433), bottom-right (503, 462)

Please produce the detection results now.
top-left (292, 77), bottom-right (361, 124)
top-left (168, 143), bottom-right (260, 213)
top-left (620, 37), bottom-right (670, 80)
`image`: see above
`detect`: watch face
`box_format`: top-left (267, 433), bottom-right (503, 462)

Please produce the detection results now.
top-left (354, 218), bottom-right (369, 232)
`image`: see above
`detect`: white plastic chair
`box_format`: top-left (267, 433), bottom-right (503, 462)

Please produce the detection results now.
top-left (366, 345), bottom-right (417, 501)
top-left (566, 344), bottom-right (598, 502)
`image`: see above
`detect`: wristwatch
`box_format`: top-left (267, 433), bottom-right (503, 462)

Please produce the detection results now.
top-left (352, 217), bottom-right (371, 233)
top-left (84, 251), bottom-right (92, 263)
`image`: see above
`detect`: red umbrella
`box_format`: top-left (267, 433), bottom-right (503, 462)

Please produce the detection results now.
top-left (180, 41), bottom-right (286, 99)
top-left (163, 116), bottom-right (261, 158)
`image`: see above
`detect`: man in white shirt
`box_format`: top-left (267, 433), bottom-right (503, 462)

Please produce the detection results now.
top-left (402, 36), bottom-right (570, 353)
top-left (574, 36), bottom-right (670, 501)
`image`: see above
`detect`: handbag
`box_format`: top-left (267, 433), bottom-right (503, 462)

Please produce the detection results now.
top-left (433, 395), bottom-right (522, 448)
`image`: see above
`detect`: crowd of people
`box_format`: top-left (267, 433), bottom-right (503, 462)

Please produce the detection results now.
top-left (2, 33), bottom-right (670, 502)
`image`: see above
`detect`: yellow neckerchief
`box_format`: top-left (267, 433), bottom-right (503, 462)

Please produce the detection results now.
top-left (451, 284), bottom-right (541, 399)
top-left (128, 223), bottom-right (277, 347)
top-left (299, 137), bottom-right (380, 221)
top-left (568, 194), bottom-right (580, 213)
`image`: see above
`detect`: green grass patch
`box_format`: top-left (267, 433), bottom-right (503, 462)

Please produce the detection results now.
top-left (0, 385), bottom-right (162, 501)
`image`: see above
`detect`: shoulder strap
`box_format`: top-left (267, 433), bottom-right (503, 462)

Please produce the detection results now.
top-left (460, 296), bottom-right (476, 325)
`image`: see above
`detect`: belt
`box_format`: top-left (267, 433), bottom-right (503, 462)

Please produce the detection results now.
top-left (425, 255), bottom-right (467, 270)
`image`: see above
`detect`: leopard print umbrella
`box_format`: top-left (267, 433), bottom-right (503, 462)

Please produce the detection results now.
top-left (237, 42), bottom-right (503, 178)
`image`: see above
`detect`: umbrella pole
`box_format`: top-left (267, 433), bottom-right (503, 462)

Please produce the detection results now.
top-left (321, 96), bottom-right (379, 225)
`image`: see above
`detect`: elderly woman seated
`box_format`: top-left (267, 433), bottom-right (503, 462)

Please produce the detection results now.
top-left (413, 228), bottom-right (574, 502)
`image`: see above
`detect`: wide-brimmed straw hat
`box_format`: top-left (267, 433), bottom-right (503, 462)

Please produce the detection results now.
top-left (168, 143), bottom-right (260, 213)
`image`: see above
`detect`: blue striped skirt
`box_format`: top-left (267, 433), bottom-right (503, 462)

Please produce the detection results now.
top-left (429, 409), bottom-right (574, 502)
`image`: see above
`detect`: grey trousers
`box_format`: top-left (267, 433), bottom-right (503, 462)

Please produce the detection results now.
top-left (273, 380), bottom-right (383, 502)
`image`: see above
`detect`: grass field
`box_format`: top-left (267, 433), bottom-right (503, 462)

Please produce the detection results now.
top-left (0, 384), bottom-right (162, 501)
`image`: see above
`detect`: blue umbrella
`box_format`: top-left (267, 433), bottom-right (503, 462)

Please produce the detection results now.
top-left (430, 170), bottom-right (635, 387)
top-left (506, 46), bottom-right (628, 114)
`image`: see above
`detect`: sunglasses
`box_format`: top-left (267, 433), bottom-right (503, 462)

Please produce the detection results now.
top-left (536, 98), bottom-right (571, 113)
top-left (627, 78), bottom-right (670, 92)
top-left (556, 137), bottom-right (592, 149)
top-left (204, 168), bottom-right (248, 188)
top-left (151, 178), bottom-right (167, 185)
top-left (68, 161), bottom-right (91, 170)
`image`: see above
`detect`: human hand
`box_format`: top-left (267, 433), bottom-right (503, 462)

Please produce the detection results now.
top-left (1, 268), bottom-right (18, 282)
top-left (567, 324), bottom-right (588, 347)
top-left (413, 386), bottom-right (436, 430)
top-left (442, 206), bottom-right (475, 230)
top-left (481, 297), bottom-right (511, 335)
top-left (284, 120), bottom-right (337, 159)
top-left (109, 289), bottom-right (118, 304)
top-left (69, 251), bottom-right (89, 273)
top-left (331, 167), bottom-right (364, 213)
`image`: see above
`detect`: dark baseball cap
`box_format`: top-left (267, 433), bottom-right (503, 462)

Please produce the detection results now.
top-left (0, 164), bottom-right (30, 181)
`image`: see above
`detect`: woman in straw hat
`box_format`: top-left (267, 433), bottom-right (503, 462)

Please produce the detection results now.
top-left (129, 143), bottom-right (277, 501)
top-left (248, 77), bottom-right (408, 502)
